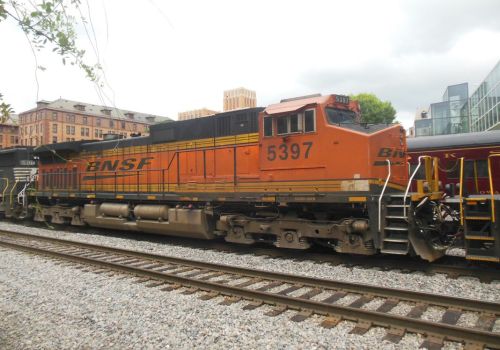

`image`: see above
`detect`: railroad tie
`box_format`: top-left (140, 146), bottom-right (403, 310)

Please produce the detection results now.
top-left (171, 267), bottom-right (195, 274)
top-left (255, 281), bottom-right (283, 292)
top-left (232, 278), bottom-right (261, 288)
top-left (321, 291), bottom-right (347, 304)
top-left (474, 313), bottom-right (496, 332)
top-left (297, 288), bottom-right (322, 300)
top-left (463, 341), bottom-right (484, 350)
top-left (382, 327), bottom-right (406, 343)
top-left (406, 303), bottom-right (427, 319)
top-left (440, 308), bottom-right (462, 325)
top-left (155, 265), bottom-right (181, 272)
top-left (182, 287), bottom-right (199, 295)
top-left (290, 310), bottom-right (313, 322)
top-left (145, 280), bottom-right (167, 288)
top-left (140, 263), bottom-right (165, 270)
top-left (160, 284), bottom-right (182, 292)
top-left (265, 305), bottom-right (288, 317)
top-left (183, 270), bottom-right (210, 278)
top-left (320, 316), bottom-right (341, 329)
top-left (419, 335), bottom-right (444, 350)
top-left (348, 295), bottom-right (374, 308)
top-left (198, 292), bottom-right (220, 300)
top-left (219, 296), bottom-right (241, 305)
top-left (376, 298), bottom-right (399, 313)
top-left (276, 285), bottom-right (303, 296)
top-left (242, 301), bottom-right (264, 311)
top-left (197, 271), bottom-right (226, 281)
top-left (349, 320), bottom-right (372, 335)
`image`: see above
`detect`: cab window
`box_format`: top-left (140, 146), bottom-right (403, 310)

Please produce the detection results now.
top-left (326, 107), bottom-right (357, 124)
top-left (265, 109), bottom-right (315, 137)
top-left (304, 110), bottom-right (315, 132)
top-left (264, 117), bottom-right (273, 137)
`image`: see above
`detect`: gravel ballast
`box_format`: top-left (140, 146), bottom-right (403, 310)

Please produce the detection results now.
top-left (1, 248), bottom-right (465, 350)
top-left (0, 221), bottom-right (498, 349)
top-left (0, 221), bottom-right (497, 302)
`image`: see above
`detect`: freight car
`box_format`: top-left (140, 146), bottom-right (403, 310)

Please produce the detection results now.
top-left (5, 94), bottom-right (464, 262)
top-left (408, 131), bottom-right (500, 262)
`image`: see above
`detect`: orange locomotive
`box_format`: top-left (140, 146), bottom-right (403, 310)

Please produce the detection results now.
top-left (31, 94), bottom-right (457, 261)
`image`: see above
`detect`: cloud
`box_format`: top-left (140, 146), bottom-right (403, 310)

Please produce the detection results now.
top-left (393, 0), bottom-right (500, 53)
top-left (297, 30), bottom-right (500, 129)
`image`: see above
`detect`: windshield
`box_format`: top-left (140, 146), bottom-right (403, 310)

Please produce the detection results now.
top-left (326, 108), bottom-right (357, 124)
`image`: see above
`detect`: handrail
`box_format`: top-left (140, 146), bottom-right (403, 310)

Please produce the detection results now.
top-left (1, 178), bottom-right (8, 204)
top-left (487, 154), bottom-right (500, 223)
top-left (403, 155), bottom-right (431, 219)
top-left (17, 171), bottom-right (38, 207)
top-left (378, 159), bottom-right (391, 233)
top-left (9, 180), bottom-right (19, 207)
top-left (459, 157), bottom-right (464, 226)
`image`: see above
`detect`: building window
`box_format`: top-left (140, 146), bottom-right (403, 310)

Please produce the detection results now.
top-left (97, 118), bottom-right (101, 127)
top-left (66, 114), bottom-right (75, 123)
top-left (110, 119), bottom-right (115, 128)
top-left (82, 116), bottom-right (88, 125)
top-left (52, 124), bottom-right (58, 133)
top-left (81, 127), bottom-right (85, 136)
top-left (52, 112), bottom-right (58, 120)
top-left (85, 128), bottom-right (89, 136)
top-left (132, 123), bottom-right (137, 131)
top-left (66, 125), bottom-right (71, 134)
top-left (95, 129), bottom-right (99, 138)
top-left (71, 126), bottom-right (75, 135)
top-left (121, 120), bottom-right (126, 129)
top-left (52, 136), bottom-right (57, 143)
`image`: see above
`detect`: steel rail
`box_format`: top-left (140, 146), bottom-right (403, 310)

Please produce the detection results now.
top-left (0, 236), bottom-right (499, 348)
top-left (0, 230), bottom-right (499, 315)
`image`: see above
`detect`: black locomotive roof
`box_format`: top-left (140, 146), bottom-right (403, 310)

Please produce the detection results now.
top-left (0, 147), bottom-right (35, 167)
top-left (81, 135), bottom-right (150, 152)
top-left (33, 140), bottom-right (97, 155)
top-left (48, 107), bottom-right (265, 153)
top-left (407, 130), bottom-right (500, 151)
top-left (149, 107), bottom-right (264, 144)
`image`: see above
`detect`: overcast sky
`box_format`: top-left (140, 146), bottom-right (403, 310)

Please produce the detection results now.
top-left (1, 0), bottom-right (500, 129)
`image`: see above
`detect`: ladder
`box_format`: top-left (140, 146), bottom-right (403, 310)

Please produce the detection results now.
top-left (380, 194), bottom-right (410, 254)
top-left (461, 154), bottom-right (500, 262)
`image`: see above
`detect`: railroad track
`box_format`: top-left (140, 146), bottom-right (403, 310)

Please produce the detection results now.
top-left (1, 230), bottom-right (499, 349)
top-left (10, 220), bottom-right (500, 283)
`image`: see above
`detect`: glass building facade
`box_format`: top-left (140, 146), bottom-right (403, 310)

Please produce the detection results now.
top-left (414, 83), bottom-right (469, 137)
top-left (469, 60), bottom-right (500, 132)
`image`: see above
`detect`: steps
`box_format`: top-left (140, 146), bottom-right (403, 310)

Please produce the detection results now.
top-left (463, 198), bottom-right (500, 262)
top-left (381, 194), bottom-right (410, 255)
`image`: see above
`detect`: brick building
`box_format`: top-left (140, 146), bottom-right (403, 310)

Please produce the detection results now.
top-left (18, 99), bottom-right (171, 146)
top-left (0, 121), bottom-right (19, 149)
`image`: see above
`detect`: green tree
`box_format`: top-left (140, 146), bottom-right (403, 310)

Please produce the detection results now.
top-left (350, 93), bottom-right (397, 124)
top-left (0, 0), bottom-right (99, 120)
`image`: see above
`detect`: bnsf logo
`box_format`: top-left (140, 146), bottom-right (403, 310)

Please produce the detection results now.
top-left (86, 157), bottom-right (154, 172)
top-left (377, 148), bottom-right (405, 158)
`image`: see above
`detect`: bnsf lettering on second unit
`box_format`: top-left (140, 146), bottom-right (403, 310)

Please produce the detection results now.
top-left (86, 157), bottom-right (154, 172)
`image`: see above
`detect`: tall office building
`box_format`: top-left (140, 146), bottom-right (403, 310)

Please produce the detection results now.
top-left (178, 108), bottom-right (219, 121)
top-left (223, 87), bottom-right (256, 112)
top-left (414, 83), bottom-right (469, 137)
top-left (469, 60), bottom-right (500, 132)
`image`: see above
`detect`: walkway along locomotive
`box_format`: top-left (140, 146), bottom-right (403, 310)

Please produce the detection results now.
top-left (2, 94), bottom-right (467, 262)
